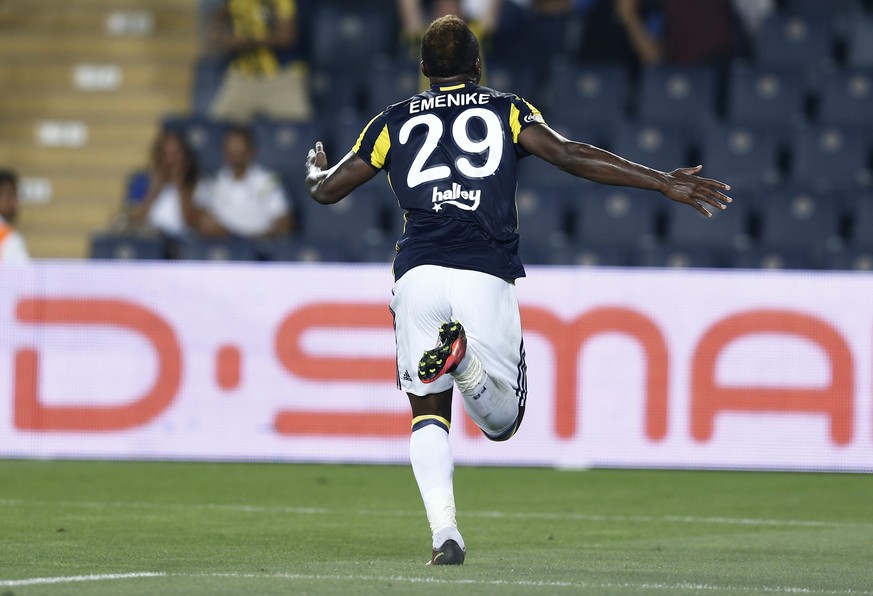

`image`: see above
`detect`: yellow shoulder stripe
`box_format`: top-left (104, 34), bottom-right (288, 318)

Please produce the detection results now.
top-left (509, 103), bottom-right (522, 143)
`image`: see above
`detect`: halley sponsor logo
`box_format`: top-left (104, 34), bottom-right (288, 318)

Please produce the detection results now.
top-left (431, 182), bottom-right (481, 212)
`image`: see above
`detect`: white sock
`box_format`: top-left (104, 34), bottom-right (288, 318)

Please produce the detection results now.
top-left (452, 353), bottom-right (518, 438)
top-left (409, 422), bottom-right (465, 550)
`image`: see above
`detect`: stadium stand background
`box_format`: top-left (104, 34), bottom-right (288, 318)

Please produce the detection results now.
top-left (0, 0), bottom-right (199, 258)
top-left (3, 0), bottom-right (873, 270)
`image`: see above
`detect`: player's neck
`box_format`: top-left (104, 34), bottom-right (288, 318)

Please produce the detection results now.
top-left (428, 73), bottom-right (478, 87)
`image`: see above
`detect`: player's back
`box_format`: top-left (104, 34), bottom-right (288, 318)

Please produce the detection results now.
top-left (354, 81), bottom-right (544, 281)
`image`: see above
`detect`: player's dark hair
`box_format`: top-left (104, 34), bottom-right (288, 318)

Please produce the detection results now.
top-left (421, 15), bottom-right (480, 78)
top-left (0, 168), bottom-right (18, 189)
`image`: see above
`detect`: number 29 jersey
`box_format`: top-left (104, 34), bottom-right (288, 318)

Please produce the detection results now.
top-left (353, 81), bottom-right (545, 282)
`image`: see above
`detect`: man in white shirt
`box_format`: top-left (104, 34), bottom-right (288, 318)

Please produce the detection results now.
top-left (0, 169), bottom-right (30, 263)
top-left (197, 126), bottom-right (294, 238)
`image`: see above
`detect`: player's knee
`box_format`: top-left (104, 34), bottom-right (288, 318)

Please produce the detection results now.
top-left (482, 406), bottom-right (525, 442)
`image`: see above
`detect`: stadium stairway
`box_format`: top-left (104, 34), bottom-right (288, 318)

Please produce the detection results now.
top-left (0, 0), bottom-right (199, 257)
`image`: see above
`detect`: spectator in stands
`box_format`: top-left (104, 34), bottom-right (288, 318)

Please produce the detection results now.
top-left (195, 126), bottom-right (294, 239)
top-left (0, 169), bottom-right (30, 263)
top-left (577, 0), bottom-right (737, 70)
top-left (129, 130), bottom-right (203, 239)
top-left (205, 0), bottom-right (311, 123)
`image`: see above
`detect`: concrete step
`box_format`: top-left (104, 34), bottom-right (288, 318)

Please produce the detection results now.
top-left (0, 8), bottom-right (197, 35)
top-left (0, 62), bottom-right (191, 93)
top-left (0, 34), bottom-right (200, 61)
top-left (0, 92), bottom-right (190, 120)
top-left (0, 0), bottom-right (197, 13)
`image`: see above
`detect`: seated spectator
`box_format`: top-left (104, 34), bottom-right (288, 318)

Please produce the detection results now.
top-left (204, 0), bottom-right (311, 123)
top-left (195, 126), bottom-right (294, 239)
top-left (128, 130), bottom-right (204, 239)
top-left (0, 168), bottom-right (30, 263)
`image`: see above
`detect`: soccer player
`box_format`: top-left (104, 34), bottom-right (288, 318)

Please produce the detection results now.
top-left (0, 169), bottom-right (30, 263)
top-left (305, 15), bottom-right (731, 566)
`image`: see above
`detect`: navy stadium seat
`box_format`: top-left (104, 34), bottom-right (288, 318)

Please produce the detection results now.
top-left (574, 186), bottom-right (659, 250)
top-left (191, 57), bottom-right (227, 115)
top-left (697, 125), bottom-right (781, 190)
top-left (610, 122), bottom-right (689, 173)
top-left (365, 57), bottom-right (421, 114)
top-left (263, 238), bottom-right (349, 263)
top-left (789, 126), bottom-right (872, 191)
top-left (755, 189), bottom-right (843, 253)
top-left (664, 198), bottom-right (751, 252)
top-left (725, 66), bottom-right (806, 132)
top-left (251, 119), bottom-right (321, 177)
top-left (783, 0), bottom-right (855, 20)
top-left (297, 184), bottom-right (386, 253)
top-left (485, 61), bottom-right (537, 105)
top-left (328, 112), bottom-right (370, 157)
top-left (177, 236), bottom-right (259, 261)
top-left (729, 247), bottom-right (815, 270)
top-left (817, 69), bottom-right (873, 129)
top-left (846, 16), bottom-right (873, 67)
top-left (89, 234), bottom-right (166, 260)
top-left (636, 66), bottom-right (717, 129)
top-left (549, 244), bottom-right (632, 267)
top-left (310, 67), bottom-right (363, 116)
top-left (547, 62), bottom-right (628, 134)
top-left (849, 196), bottom-right (873, 249)
top-left (310, 5), bottom-right (394, 69)
top-left (162, 115), bottom-right (230, 174)
top-left (822, 248), bottom-right (873, 271)
top-left (516, 186), bottom-right (572, 254)
top-left (756, 15), bottom-right (833, 69)
top-left (637, 245), bottom-right (721, 269)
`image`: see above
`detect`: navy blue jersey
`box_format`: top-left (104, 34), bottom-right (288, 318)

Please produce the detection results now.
top-left (353, 81), bottom-right (545, 281)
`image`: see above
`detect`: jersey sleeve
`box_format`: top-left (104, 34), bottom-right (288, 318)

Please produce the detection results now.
top-left (507, 95), bottom-right (545, 145)
top-left (353, 112), bottom-right (391, 172)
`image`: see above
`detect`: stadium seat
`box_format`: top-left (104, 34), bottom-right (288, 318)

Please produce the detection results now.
top-left (191, 56), bottom-right (228, 116)
top-left (574, 186), bottom-right (659, 250)
top-left (328, 111), bottom-right (370, 157)
top-left (516, 186), bottom-right (572, 250)
top-left (788, 126), bottom-right (872, 191)
top-left (365, 57), bottom-right (422, 115)
top-left (729, 247), bottom-right (815, 270)
top-left (162, 115), bottom-right (230, 174)
top-left (89, 234), bottom-right (166, 260)
top-left (783, 0), bottom-right (855, 19)
top-left (664, 198), bottom-right (751, 252)
top-left (816, 69), bottom-right (873, 129)
top-left (636, 66), bottom-right (717, 129)
top-left (297, 184), bottom-right (386, 253)
top-left (547, 62), bottom-right (628, 134)
top-left (251, 118), bottom-right (321, 177)
top-left (177, 236), bottom-right (259, 261)
top-left (637, 245), bottom-right (721, 269)
top-left (549, 244), bottom-right (633, 267)
top-left (610, 122), bottom-right (689, 174)
top-left (263, 238), bottom-right (349, 263)
top-left (755, 189), bottom-right (843, 253)
top-left (309, 67), bottom-right (365, 118)
top-left (822, 247), bottom-right (873, 271)
top-left (846, 16), bottom-right (873, 67)
top-left (848, 195), bottom-right (873, 249)
top-left (725, 66), bottom-right (806, 133)
top-left (756, 15), bottom-right (834, 70)
top-left (697, 125), bottom-right (781, 190)
top-left (485, 61), bottom-right (537, 106)
top-left (310, 5), bottom-right (395, 70)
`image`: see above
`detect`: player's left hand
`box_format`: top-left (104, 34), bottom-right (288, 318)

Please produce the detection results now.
top-left (306, 141), bottom-right (328, 173)
top-left (662, 165), bottom-right (732, 217)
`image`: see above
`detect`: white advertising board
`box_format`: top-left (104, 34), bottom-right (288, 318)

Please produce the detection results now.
top-left (1, 262), bottom-right (871, 471)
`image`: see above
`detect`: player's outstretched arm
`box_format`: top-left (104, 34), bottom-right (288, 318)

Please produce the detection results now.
top-left (518, 123), bottom-right (732, 217)
top-left (305, 141), bottom-right (377, 205)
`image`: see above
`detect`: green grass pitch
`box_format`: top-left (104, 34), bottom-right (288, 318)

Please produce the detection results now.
top-left (1, 460), bottom-right (871, 595)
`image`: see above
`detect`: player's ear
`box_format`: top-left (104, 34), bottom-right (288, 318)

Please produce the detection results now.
top-left (420, 61), bottom-right (428, 78)
top-left (473, 58), bottom-right (482, 80)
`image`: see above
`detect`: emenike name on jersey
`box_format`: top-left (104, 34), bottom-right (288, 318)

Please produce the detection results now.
top-left (409, 92), bottom-right (492, 114)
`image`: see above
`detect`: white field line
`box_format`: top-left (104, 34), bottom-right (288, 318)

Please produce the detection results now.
top-left (1, 571), bottom-right (873, 595)
top-left (0, 498), bottom-right (865, 529)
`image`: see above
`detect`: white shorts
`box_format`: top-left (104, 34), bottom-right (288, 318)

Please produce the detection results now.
top-left (390, 265), bottom-right (527, 397)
